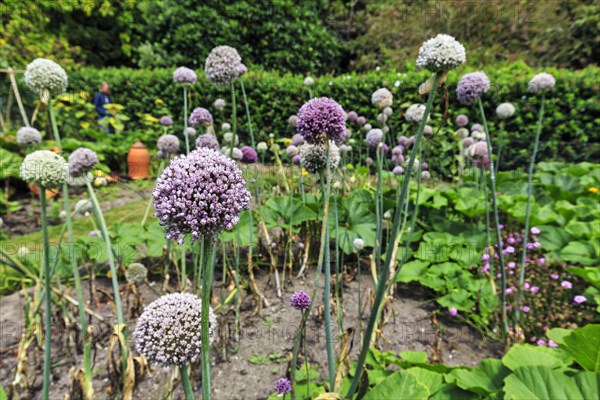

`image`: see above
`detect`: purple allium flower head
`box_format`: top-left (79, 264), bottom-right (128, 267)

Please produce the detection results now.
top-left (377, 143), bottom-right (389, 154)
top-left (528, 73), bottom-right (555, 93)
top-left (299, 141), bottom-right (340, 174)
top-left (393, 165), bottom-right (404, 175)
top-left (530, 227), bottom-right (540, 235)
top-left (195, 133), bottom-right (220, 151)
top-left (561, 281), bottom-right (573, 289)
top-left (291, 133), bottom-right (304, 146)
top-left (134, 292), bottom-right (216, 367)
top-left (157, 134), bottom-right (180, 155)
top-left (471, 125), bottom-right (484, 135)
top-left (457, 72), bottom-right (490, 104)
top-left (240, 146), bottom-right (258, 164)
top-left (173, 67), bottom-right (197, 84)
top-left (286, 145), bottom-right (299, 157)
top-left (523, 282), bottom-right (531, 290)
top-left (17, 127), bottom-right (42, 146)
top-left (292, 154), bottom-right (301, 165)
top-left (456, 114), bottom-right (469, 127)
top-left (347, 111), bottom-right (358, 122)
top-left (204, 46), bottom-right (243, 86)
top-left (274, 378), bottom-right (292, 395)
top-left (288, 115), bottom-right (298, 128)
top-left (449, 307), bottom-right (458, 317)
top-left (296, 97), bottom-right (346, 144)
top-left (160, 116), bottom-right (173, 126)
top-left (462, 137), bottom-right (475, 148)
top-left (573, 295), bottom-right (587, 305)
top-left (365, 128), bottom-right (384, 148)
top-left (290, 291), bottom-right (311, 311)
top-left (405, 103), bottom-right (428, 123)
top-left (356, 116), bottom-right (367, 126)
top-left (189, 107), bottom-right (213, 127)
top-left (467, 141), bottom-right (490, 168)
top-left (68, 147), bottom-right (99, 176)
top-left (153, 148), bottom-right (251, 243)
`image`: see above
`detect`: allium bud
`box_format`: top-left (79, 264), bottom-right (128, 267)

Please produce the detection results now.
top-left (353, 238), bottom-right (365, 252)
top-left (290, 291), bottom-right (311, 310)
top-left (126, 263), bottom-right (148, 284)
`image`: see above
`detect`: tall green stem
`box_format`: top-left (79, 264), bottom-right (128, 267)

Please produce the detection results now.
top-left (48, 101), bottom-right (61, 150)
top-left (200, 239), bottom-right (217, 400)
top-left (179, 365), bottom-right (195, 400)
top-left (477, 98), bottom-right (508, 335)
top-left (40, 188), bottom-right (52, 400)
top-left (346, 72), bottom-right (441, 399)
top-left (495, 120), bottom-right (505, 174)
top-left (290, 310), bottom-right (309, 400)
top-left (183, 86), bottom-right (190, 154)
top-left (230, 83), bottom-right (237, 158)
top-left (515, 93), bottom-right (545, 329)
top-left (239, 80), bottom-right (255, 148)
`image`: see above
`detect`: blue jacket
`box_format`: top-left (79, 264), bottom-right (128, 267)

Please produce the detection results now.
top-left (93, 92), bottom-right (111, 118)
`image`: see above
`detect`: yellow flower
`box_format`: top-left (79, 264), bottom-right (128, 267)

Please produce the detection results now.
top-left (589, 187), bottom-right (599, 194)
top-left (302, 168), bottom-right (308, 176)
top-left (155, 99), bottom-right (164, 106)
top-left (282, 138), bottom-right (292, 147)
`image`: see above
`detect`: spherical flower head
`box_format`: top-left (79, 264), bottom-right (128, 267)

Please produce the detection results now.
top-left (528, 73), bottom-right (555, 93)
top-left (416, 34), bottom-right (466, 72)
top-left (173, 67), bottom-right (197, 85)
top-left (560, 280), bottom-right (573, 289)
top-left (223, 132), bottom-right (239, 145)
top-left (195, 133), bottom-right (220, 151)
top-left (126, 263), bottom-right (148, 284)
top-left (214, 98), bottom-right (226, 111)
top-left (457, 72), bottom-right (490, 104)
top-left (393, 165), bottom-right (404, 175)
top-left (157, 134), bottom-right (180, 155)
top-left (222, 147), bottom-right (243, 160)
top-left (74, 199), bottom-right (92, 215)
top-left (240, 146), bottom-right (258, 164)
top-left (355, 117), bottom-right (366, 127)
top-left (134, 293), bottom-right (216, 367)
top-left (189, 107), bottom-right (213, 127)
top-left (471, 123), bottom-right (484, 132)
top-left (421, 171), bottom-right (431, 181)
top-left (290, 291), bottom-right (311, 310)
top-left (496, 103), bottom-right (515, 119)
top-left (17, 127), bottom-right (42, 146)
top-left (347, 111), bottom-right (358, 122)
top-left (471, 131), bottom-right (486, 141)
top-left (353, 238), bottom-right (365, 252)
top-left (68, 147), bottom-right (99, 176)
top-left (288, 115), bottom-right (298, 128)
top-left (365, 128), bottom-right (384, 148)
top-left (292, 154), bottom-right (301, 165)
top-left (371, 88), bottom-right (393, 109)
top-left (299, 141), bottom-right (340, 174)
top-left (573, 295), bottom-right (586, 305)
top-left (274, 378), bottom-right (292, 395)
top-left (221, 123), bottom-right (231, 132)
top-left (405, 103), bottom-right (428, 124)
top-left (24, 58), bottom-right (68, 98)
top-left (449, 307), bottom-right (458, 317)
top-left (291, 133), bottom-right (304, 146)
top-left (455, 128), bottom-right (469, 140)
top-left (153, 148), bottom-right (251, 243)
top-left (286, 145), bottom-right (299, 157)
top-left (21, 150), bottom-right (67, 188)
top-left (377, 113), bottom-right (388, 125)
top-left (456, 114), bottom-right (469, 127)
top-left (296, 97), bottom-right (346, 144)
top-left (383, 107), bottom-right (393, 117)
top-left (530, 227), bottom-right (540, 235)
top-left (467, 141), bottom-right (489, 167)
top-left (303, 76), bottom-right (314, 86)
top-left (204, 46), bottom-right (243, 86)
top-left (256, 142), bottom-right (268, 153)
top-left (236, 63), bottom-right (248, 77)
top-left (160, 116), bottom-right (173, 126)
top-left (184, 127), bottom-right (197, 137)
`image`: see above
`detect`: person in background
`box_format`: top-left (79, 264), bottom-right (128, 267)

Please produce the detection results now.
top-left (94, 82), bottom-right (111, 134)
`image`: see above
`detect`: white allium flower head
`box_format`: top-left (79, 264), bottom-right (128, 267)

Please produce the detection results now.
top-left (21, 150), bottom-right (67, 188)
top-left (184, 127), bottom-right (197, 137)
top-left (304, 76), bottom-right (314, 86)
top-left (214, 98), bottom-right (226, 110)
top-left (353, 238), bottom-right (365, 252)
top-left (256, 142), bottom-right (268, 152)
top-left (528, 73), bottom-right (555, 93)
top-left (405, 103), bottom-right (429, 123)
top-left (496, 103), bottom-right (516, 119)
top-left (383, 107), bottom-right (393, 116)
top-left (204, 46), bottom-right (243, 86)
top-left (299, 141), bottom-right (340, 174)
top-left (416, 34), bottom-right (466, 72)
top-left (371, 88), bottom-right (393, 109)
top-left (471, 130), bottom-right (486, 140)
top-left (24, 58), bottom-right (68, 97)
top-left (223, 131), bottom-right (239, 145)
top-left (17, 127), bottom-right (42, 146)
top-left (222, 147), bottom-right (243, 160)
top-left (222, 122), bottom-right (231, 132)
top-left (363, 123), bottom-right (372, 131)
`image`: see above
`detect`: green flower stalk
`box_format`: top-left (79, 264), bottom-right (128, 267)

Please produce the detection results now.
top-left (183, 86), bottom-right (190, 154)
top-left (239, 79), bottom-right (255, 148)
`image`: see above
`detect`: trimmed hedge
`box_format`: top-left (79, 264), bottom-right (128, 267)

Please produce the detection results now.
top-left (9, 62), bottom-right (599, 175)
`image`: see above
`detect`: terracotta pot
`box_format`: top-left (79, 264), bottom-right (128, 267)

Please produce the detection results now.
top-left (127, 140), bottom-right (150, 179)
top-left (29, 184), bottom-right (59, 199)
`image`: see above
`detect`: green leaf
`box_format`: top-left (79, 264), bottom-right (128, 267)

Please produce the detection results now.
top-left (560, 324), bottom-right (600, 372)
top-left (400, 351), bottom-right (428, 364)
top-left (363, 370), bottom-right (429, 400)
top-left (566, 267), bottom-right (600, 289)
top-left (263, 196), bottom-right (316, 232)
top-left (504, 366), bottom-right (598, 400)
top-left (502, 344), bottom-right (572, 371)
top-left (395, 260), bottom-right (429, 283)
top-left (447, 359), bottom-right (509, 395)
top-left (429, 383), bottom-right (479, 400)
top-left (546, 328), bottom-right (572, 346)
top-left (406, 367), bottom-right (444, 395)
top-left (330, 195), bottom-right (376, 254)
top-left (220, 210), bottom-right (257, 246)
top-left (560, 241), bottom-right (598, 266)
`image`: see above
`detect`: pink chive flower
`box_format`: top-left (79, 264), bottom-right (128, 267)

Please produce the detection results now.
top-left (507, 262), bottom-right (516, 269)
top-left (507, 235), bottom-right (516, 244)
top-left (548, 340), bottom-right (558, 348)
top-left (530, 227), bottom-right (540, 235)
top-left (482, 254), bottom-right (490, 262)
top-left (503, 246), bottom-right (515, 254)
top-left (522, 306), bottom-right (530, 313)
top-left (573, 295), bottom-right (587, 304)
top-left (536, 339), bottom-right (546, 346)
top-left (550, 273), bottom-right (559, 280)
top-left (523, 282), bottom-right (531, 290)
top-left (496, 273), bottom-right (502, 279)
top-left (538, 257), bottom-right (546, 265)
top-left (530, 286), bottom-right (540, 294)
top-left (481, 263), bottom-right (490, 273)
top-left (449, 307), bottom-right (458, 317)
top-left (509, 270), bottom-right (514, 275)
top-left (561, 281), bottom-right (573, 289)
